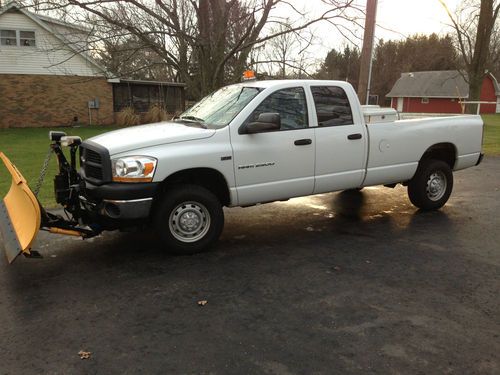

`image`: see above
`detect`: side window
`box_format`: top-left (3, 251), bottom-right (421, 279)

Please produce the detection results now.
top-left (246, 87), bottom-right (308, 131)
top-left (311, 86), bottom-right (353, 126)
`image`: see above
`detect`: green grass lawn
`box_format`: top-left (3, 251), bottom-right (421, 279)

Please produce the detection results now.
top-left (482, 114), bottom-right (500, 156)
top-left (1, 115), bottom-right (499, 208)
top-left (0, 126), bottom-right (119, 207)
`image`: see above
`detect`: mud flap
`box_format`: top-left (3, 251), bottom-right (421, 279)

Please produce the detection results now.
top-left (0, 152), bottom-right (41, 263)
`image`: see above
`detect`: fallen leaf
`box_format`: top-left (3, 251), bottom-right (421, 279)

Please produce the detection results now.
top-left (333, 266), bottom-right (341, 271)
top-left (197, 300), bottom-right (208, 306)
top-left (78, 350), bottom-right (91, 360)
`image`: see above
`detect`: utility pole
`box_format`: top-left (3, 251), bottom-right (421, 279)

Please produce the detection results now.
top-left (357, 0), bottom-right (378, 105)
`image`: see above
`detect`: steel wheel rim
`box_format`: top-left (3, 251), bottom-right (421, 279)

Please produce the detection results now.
top-left (169, 201), bottom-right (211, 243)
top-left (426, 171), bottom-right (447, 201)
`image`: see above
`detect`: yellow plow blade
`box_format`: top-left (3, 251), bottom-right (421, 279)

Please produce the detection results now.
top-left (0, 152), bottom-right (41, 263)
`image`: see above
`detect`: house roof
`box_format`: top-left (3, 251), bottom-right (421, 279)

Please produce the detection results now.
top-left (0, 1), bottom-right (107, 75)
top-left (0, 1), bottom-right (89, 32)
top-left (386, 70), bottom-right (471, 98)
top-left (108, 78), bottom-right (186, 87)
top-left (35, 12), bottom-right (91, 33)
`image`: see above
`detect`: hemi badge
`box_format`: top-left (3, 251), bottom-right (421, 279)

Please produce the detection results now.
top-left (221, 156), bottom-right (232, 161)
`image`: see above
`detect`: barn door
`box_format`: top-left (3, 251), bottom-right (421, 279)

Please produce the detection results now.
top-left (397, 97), bottom-right (403, 112)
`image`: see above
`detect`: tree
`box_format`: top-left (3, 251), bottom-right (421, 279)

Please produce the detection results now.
top-left (247, 20), bottom-right (316, 79)
top-left (489, 27), bottom-right (500, 79)
top-left (440, 0), bottom-right (500, 113)
top-left (370, 34), bottom-right (458, 104)
top-left (315, 45), bottom-right (361, 88)
top-left (97, 36), bottom-right (177, 80)
top-left (316, 34), bottom-right (458, 104)
top-left (31, 0), bottom-right (361, 99)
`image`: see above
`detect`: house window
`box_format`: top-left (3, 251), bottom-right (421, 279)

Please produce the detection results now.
top-left (0, 30), bottom-right (16, 46)
top-left (421, 97), bottom-right (429, 104)
top-left (20, 31), bottom-right (36, 47)
top-left (0, 30), bottom-right (36, 47)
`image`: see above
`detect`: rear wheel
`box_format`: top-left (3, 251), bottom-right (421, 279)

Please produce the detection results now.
top-left (154, 185), bottom-right (224, 255)
top-left (408, 159), bottom-right (453, 210)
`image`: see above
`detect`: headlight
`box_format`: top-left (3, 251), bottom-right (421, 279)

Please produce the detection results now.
top-left (112, 156), bottom-right (157, 182)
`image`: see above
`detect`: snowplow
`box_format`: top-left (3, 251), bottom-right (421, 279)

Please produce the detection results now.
top-left (0, 132), bottom-right (100, 263)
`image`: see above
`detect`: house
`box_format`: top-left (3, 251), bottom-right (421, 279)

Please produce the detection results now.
top-left (0, 1), bottom-right (114, 128)
top-left (0, 2), bottom-right (185, 128)
top-left (387, 70), bottom-right (500, 114)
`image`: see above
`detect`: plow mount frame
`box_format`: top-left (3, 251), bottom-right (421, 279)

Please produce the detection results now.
top-left (0, 132), bottom-right (101, 263)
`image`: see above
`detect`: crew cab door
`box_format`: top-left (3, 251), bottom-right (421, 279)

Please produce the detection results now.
top-left (230, 86), bottom-right (315, 206)
top-left (309, 85), bottom-right (367, 193)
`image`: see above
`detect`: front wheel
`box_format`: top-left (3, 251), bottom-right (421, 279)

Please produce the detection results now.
top-left (153, 185), bottom-right (224, 255)
top-left (407, 159), bottom-right (453, 210)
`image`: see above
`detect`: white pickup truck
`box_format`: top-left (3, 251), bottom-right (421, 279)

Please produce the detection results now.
top-left (0, 79), bottom-right (485, 261)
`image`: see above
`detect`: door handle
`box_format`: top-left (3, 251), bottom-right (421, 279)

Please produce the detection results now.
top-left (347, 133), bottom-right (362, 140)
top-left (294, 139), bottom-right (312, 146)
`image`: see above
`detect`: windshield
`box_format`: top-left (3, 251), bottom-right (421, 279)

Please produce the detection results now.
top-left (178, 85), bottom-right (262, 129)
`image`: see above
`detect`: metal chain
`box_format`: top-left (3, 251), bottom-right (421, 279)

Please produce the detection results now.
top-left (33, 147), bottom-right (53, 197)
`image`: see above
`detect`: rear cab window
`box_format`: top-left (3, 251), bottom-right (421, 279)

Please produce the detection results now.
top-left (311, 86), bottom-right (353, 126)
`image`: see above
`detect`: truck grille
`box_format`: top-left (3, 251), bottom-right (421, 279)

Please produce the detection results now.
top-left (85, 149), bottom-right (102, 164)
top-left (85, 163), bottom-right (103, 180)
top-left (80, 141), bottom-right (111, 185)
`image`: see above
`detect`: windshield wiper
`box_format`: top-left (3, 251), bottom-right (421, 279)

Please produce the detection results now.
top-left (180, 115), bottom-right (206, 123)
top-left (177, 115), bottom-right (208, 129)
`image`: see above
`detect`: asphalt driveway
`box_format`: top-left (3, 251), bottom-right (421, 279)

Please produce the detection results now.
top-left (0, 157), bottom-right (499, 374)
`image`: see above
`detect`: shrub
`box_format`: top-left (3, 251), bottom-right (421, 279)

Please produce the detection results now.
top-left (144, 105), bottom-right (169, 124)
top-left (116, 107), bottom-right (140, 127)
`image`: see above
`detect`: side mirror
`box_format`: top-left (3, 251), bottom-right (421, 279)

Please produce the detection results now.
top-left (239, 113), bottom-right (281, 134)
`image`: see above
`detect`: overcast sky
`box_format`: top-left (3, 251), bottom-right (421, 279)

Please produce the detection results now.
top-left (277, 0), bottom-right (464, 60)
top-left (375, 0), bottom-right (461, 41)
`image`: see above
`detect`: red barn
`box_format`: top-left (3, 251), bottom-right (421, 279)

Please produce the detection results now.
top-left (387, 70), bottom-right (500, 114)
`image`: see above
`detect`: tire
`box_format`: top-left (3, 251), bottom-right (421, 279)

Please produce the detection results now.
top-left (407, 159), bottom-right (453, 210)
top-left (153, 184), bottom-right (224, 255)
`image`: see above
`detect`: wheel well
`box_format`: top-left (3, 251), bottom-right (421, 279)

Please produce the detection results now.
top-left (160, 168), bottom-right (230, 206)
top-left (420, 143), bottom-right (457, 169)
